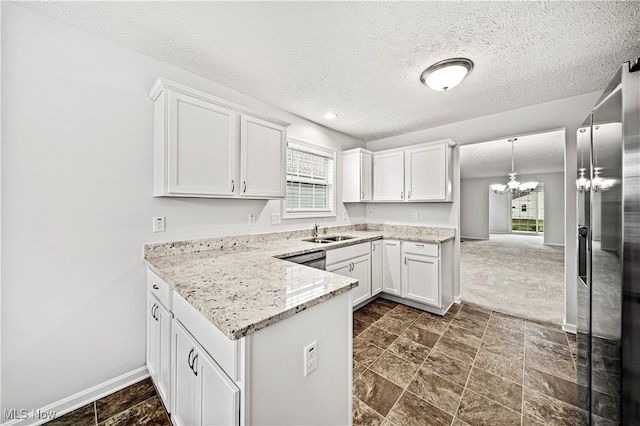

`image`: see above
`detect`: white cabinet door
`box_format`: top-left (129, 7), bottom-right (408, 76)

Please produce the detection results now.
top-left (172, 321), bottom-right (240, 426)
top-left (198, 343), bottom-right (241, 426)
top-left (240, 114), bottom-right (286, 198)
top-left (147, 295), bottom-right (172, 411)
top-left (403, 254), bottom-right (440, 307)
top-left (382, 240), bottom-right (402, 296)
top-left (405, 143), bottom-right (451, 202)
top-left (172, 322), bottom-right (199, 426)
top-left (342, 148), bottom-right (372, 202)
top-left (371, 241), bottom-right (383, 296)
top-left (327, 247), bottom-right (371, 308)
top-left (373, 151), bottom-right (405, 201)
top-left (350, 255), bottom-right (371, 306)
top-left (166, 91), bottom-right (237, 196)
top-left (327, 261), bottom-right (351, 276)
top-left (361, 151), bottom-right (372, 201)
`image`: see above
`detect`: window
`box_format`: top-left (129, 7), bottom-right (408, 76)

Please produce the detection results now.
top-left (284, 139), bottom-right (335, 218)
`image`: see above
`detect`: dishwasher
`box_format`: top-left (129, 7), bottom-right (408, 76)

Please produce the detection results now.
top-left (280, 250), bottom-right (326, 270)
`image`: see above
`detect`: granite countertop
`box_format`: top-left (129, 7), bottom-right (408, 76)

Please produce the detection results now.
top-left (144, 224), bottom-right (455, 340)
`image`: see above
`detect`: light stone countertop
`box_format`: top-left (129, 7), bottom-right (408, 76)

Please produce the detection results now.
top-left (144, 224), bottom-right (455, 340)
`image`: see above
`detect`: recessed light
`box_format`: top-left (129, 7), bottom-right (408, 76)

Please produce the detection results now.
top-left (420, 58), bottom-right (474, 92)
top-left (323, 112), bottom-right (337, 120)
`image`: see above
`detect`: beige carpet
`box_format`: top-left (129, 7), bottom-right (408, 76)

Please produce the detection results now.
top-left (460, 233), bottom-right (565, 325)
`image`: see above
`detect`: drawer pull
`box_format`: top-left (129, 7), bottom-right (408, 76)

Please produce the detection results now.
top-left (415, 244), bottom-right (425, 247)
top-left (152, 284), bottom-right (159, 290)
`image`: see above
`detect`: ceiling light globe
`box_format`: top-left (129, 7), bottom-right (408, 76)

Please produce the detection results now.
top-left (323, 112), bottom-right (337, 120)
top-left (420, 58), bottom-right (474, 92)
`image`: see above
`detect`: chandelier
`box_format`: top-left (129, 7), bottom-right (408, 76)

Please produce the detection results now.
top-left (490, 138), bottom-right (538, 195)
top-left (577, 125), bottom-right (616, 193)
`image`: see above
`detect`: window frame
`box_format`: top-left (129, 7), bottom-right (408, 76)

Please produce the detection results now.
top-left (283, 138), bottom-right (336, 220)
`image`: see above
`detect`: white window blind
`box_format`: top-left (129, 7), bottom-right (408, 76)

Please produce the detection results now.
top-left (285, 141), bottom-right (335, 217)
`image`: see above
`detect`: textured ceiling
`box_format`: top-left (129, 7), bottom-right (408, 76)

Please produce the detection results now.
top-left (18, 1), bottom-right (640, 142)
top-left (460, 130), bottom-right (565, 180)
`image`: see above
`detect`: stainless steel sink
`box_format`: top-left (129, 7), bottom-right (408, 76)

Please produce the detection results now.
top-left (302, 235), bottom-right (356, 244)
top-left (301, 237), bottom-right (333, 244)
top-left (323, 235), bottom-right (355, 242)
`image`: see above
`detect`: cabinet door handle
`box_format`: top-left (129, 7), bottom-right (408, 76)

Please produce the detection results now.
top-left (400, 191), bottom-right (404, 199)
top-left (408, 191), bottom-right (411, 199)
top-left (152, 304), bottom-right (159, 321)
top-left (372, 244), bottom-right (376, 252)
top-left (192, 353), bottom-right (199, 376)
top-left (188, 348), bottom-right (195, 369)
top-left (243, 181), bottom-right (247, 193)
top-left (152, 284), bottom-right (159, 290)
top-left (231, 179), bottom-right (235, 192)
top-left (361, 191), bottom-right (364, 200)
top-left (404, 257), bottom-right (407, 265)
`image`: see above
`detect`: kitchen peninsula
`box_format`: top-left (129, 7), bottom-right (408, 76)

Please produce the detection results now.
top-left (144, 224), bottom-right (455, 425)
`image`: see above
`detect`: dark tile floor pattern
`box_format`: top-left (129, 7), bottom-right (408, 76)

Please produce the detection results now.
top-left (353, 299), bottom-right (581, 426)
top-left (50, 300), bottom-right (580, 426)
top-left (45, 378), bottom-right (170, 426)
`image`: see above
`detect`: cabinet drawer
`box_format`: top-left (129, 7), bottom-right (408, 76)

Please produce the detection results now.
top-left (326, 242), bottom-right (371, 266)
top-left (402, 242), bottom-right (439, 257)
top-left (147, 269), bottom-right (172, 309)
top-left (172, 291), bottom-right (240, 382)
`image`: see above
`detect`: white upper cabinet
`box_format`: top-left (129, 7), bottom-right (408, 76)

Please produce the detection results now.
top-left (150, 78), bottom-right (289, 199)
top-left (405, 143), bottom-right (453, 202)
top-left (240, 114), bottom-right (286, 198)
top-left (373, 151), bottom-right (405, 201)
top-left (371, 140), bottom-right (455, 203)
top-left (342, 148), bottom-right (372, 202)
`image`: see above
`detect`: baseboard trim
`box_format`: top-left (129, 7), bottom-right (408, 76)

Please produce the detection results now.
top-left (545, 243), bottom-right (565, 247)
top-left (2, 367), bottom-right (149, 426)
top-left (563, 322), bottom-right (577, 334)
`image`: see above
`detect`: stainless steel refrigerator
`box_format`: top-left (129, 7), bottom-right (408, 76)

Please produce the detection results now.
top-left (577, 58), bottom-right (639, 425)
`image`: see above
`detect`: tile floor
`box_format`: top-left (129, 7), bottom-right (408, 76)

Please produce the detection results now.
top-left (49, 299), bottom-right (580, 426)
top-left (352, 298), bottom-right (580, 426)
top-left (46, 378), bottom-right (170, 426)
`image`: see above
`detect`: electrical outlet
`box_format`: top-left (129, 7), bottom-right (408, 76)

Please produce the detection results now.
top-left (303, 341), bottom-right (318, 377)
top-left (368, 210), bottom-right (374, 219)
top-left (343, 211), bottom-right (348, 221)
top-left (271, 213), bottom-right (281, 225)
top-left (412, 212), bottom-right (419, 221)
top-left (153, 217), bottom-right (165, 232)
top-left (248, 214), bottom-right (256, 225)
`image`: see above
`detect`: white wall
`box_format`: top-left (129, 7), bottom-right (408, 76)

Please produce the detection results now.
top-left (0, 4), bottom-right (365, 417)
top-left (367, 92), bottom-right (601, 332)
top-left (460, 172), bottom-right (565, 245)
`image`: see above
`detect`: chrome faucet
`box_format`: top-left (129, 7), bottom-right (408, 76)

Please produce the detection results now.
top-left (313, 221), bottom-right (320, 237)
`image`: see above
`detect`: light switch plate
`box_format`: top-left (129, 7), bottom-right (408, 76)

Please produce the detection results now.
top-left (271, 213), bottom-right (281, 225)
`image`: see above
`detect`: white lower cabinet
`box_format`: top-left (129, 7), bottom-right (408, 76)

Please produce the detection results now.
top-left (381, 240), bottom-right (402, 296)
top-left (401, 242), bottom-right (440, 307)
top-left (371, 241), bottom-right (383, 296)
top-left (326, 243), bottom-right (371, 308)
top-left (147, 271), bottom-right (173, 412)
top-left (172, 320), bottom-right (240, 426)
top-left (148, 269), bottom-right (352, 426)
top-left (147, 296), bottom-right (172, 410)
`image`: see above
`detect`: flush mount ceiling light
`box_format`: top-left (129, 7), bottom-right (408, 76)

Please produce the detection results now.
top-left (490, 138), bottom-right (538, 195)
top-left (420, 58), bottom-right (474, 92)
top-left (323, 112), bottom-right (337, 120)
